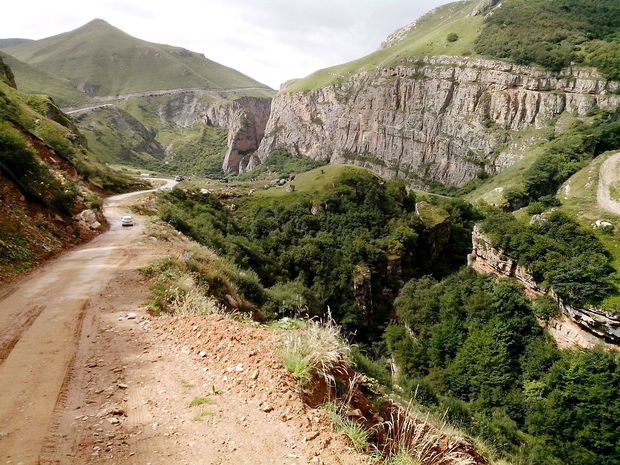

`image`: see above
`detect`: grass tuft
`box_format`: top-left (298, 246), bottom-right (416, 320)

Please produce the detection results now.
top-left (280, 314), bottom-right (350, 389)
top-left (323, 402), bottom-right (370, 453)
top-left (188, 396), bottom-right (213, 408)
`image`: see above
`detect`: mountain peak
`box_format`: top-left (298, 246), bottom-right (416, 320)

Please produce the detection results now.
top-left (83, 18), bottom-right (113, 28)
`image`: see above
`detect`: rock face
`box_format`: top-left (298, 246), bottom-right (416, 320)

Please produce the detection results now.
top-left (0, 56), bottom-right (17, 89)
top-left (157, 92), bottom-right (272, 173)
top-left (253, 57), bottom-right (620, 187)
top-left (469, 225), bottom-right (620, 345)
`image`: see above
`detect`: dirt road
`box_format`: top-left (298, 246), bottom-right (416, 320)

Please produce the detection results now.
top-left (0, 180), bottom-right (173, 463)
top-left (0, 180), bottom-right (366, 465)
top-left (597, 152), bottom-right (620, 215)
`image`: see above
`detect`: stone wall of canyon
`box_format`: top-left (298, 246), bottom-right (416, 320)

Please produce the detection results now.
top-left (252, 57), bottom-right (620, 186)
top-left (156, 91), bottom-right (272, 172)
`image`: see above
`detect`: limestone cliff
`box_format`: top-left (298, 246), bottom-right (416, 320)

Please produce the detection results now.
top-left (135, 91), bottom-right (271, 173)
top-left (468, 225), bottom-right (620, 346)
top-left (253, 57), bottom-right (619, 187)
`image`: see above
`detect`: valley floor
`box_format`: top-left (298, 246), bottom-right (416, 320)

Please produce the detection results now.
top-left (0, 184), bottom-right (366, 465)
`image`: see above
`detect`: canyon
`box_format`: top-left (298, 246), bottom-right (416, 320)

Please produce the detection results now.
top-left (247, 57), bottom-right (620, 186)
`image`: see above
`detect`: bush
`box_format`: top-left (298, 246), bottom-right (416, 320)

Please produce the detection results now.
top-left (281, 317), bottom-right (350, 388)
top-left (446, 33), bottom-right (459, 43)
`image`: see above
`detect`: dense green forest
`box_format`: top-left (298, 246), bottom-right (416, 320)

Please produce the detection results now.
top-left (481, 211), bottom-right (615, 307)
top-left (158, 168), bottom-right (620, 464)
top-left (387, 270), bottom-right (620, 465)
top-left (160, 169), bottom-right (479, 339)
top-left (475, 0), bottom-right (620, 79)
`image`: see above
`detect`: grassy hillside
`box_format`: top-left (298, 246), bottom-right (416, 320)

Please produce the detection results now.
top-left (288, 0), bottom-right (620, 92)
top-left (0, 51), bottom-right (91, 106)
top-left (0, 38), bottom-right (33, 49)
top-left (288, 0), bottom-right (484, 92)
top-left (5, 19), bottom-right (271, 98)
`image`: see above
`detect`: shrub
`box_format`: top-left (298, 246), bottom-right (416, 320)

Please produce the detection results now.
top-left (447, 33), bottom-right (459, 43)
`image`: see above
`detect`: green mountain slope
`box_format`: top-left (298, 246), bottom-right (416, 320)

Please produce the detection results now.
top-left (289, 0), bottom-right (620, 92)
top-left (0, 51), bottom-right (91, 106)
top-left (287, 0), bottom-right (485, 91)
top-left (5, 19), bottom-right (270, 97)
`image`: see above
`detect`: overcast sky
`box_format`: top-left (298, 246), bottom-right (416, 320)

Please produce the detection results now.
top-left (3, 0), bottom-right (452, 89)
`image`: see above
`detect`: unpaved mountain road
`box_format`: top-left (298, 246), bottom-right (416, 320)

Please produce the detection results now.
top-left (0, 180), bottom-right (366, 465)
top-left (597, 152), bottom-right (620, 215)
top-left (0, 179), bottom-right (174, 463)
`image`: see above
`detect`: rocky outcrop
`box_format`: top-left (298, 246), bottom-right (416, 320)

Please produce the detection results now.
top-left (157, 92), bottom-right (271, 173)
top-left (0, 56), bottom-right (16, 89)
top-left (468, 225), bottom-right (620, 345)
top-left (254, 57), bottom-right (620, 187)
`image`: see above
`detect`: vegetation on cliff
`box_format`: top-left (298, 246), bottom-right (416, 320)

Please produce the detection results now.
top-left (387, 270), bottom-right (620, 465)
top-left (475, 0), bottom-right (620, 79)
top-left (158, 167), bottom-right (480, 339)
top-left (480, 211), bottom-right (615, 307)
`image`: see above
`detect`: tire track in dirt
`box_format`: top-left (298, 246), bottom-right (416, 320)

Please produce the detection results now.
top-left (0, 305), bottom-right (43, 364)
top-left (38, 300), bottom-right (89, 462)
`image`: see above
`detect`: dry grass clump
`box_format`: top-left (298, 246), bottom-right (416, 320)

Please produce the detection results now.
top-left (383, 403), bottom-right (478, 465)
top-left (280, 314), bottom-right (350, 389)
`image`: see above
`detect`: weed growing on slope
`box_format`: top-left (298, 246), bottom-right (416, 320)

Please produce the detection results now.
top-left (188, 396), bottom-right (213, 408)
top-left (323, 402), bottom-right (370, 453)
top-left (280, 314), bottom-right (350, 389)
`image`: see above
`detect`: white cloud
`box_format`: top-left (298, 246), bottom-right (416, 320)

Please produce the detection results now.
top-left (2, 0), bottom-right (452, 88)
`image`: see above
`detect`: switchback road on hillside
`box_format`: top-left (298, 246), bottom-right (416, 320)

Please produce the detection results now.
top-left (0, 179), bottom-right (174, 463)
top-left (597, 152), bottom-right (620, 216)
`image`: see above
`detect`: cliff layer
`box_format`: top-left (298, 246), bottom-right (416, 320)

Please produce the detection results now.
top-left (157, 91), bottom-right (272, 174)
top-left (468, 225), bottom-right (620, 346)
top-left (253, 57), bottom-right (620, 187)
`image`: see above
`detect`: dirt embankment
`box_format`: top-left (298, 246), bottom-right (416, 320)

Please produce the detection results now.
top-left (40, 267), bottom-right (369, 465)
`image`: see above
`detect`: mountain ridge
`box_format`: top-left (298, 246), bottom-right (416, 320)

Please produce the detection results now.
top-left (4, 18), bottom-right (272, 98)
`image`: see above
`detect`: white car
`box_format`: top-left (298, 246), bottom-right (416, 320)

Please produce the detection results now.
top-left (121, 215), bottom-right (134, 227)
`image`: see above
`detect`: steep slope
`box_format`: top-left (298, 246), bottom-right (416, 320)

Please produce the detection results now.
top-left (2, 20), bottom-right (274, 175)
top-left (5, 19), bottom-right (270, 97)
top-left (0, 57), bottom-right (141, 282)
top-left (0, 51), bottom-right (91, 106)
top-left (251, 0), bottom-right (620, 187)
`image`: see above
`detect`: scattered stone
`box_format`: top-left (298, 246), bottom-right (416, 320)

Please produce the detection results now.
top-left (117, 383), bottom-right (128, 389)
top-left (126, 312), bottom-right (138, 320)
top-left (198, 351), bottom-right (207, 358)
top-left (260, 402), bottom-right (273, 413)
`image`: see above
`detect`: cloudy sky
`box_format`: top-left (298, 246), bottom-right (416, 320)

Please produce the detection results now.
top-left (3, 0), bottom-right (452, 88)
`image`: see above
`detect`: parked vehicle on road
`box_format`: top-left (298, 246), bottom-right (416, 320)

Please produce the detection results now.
top-left (121, 215), bottom-right (134, 227)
